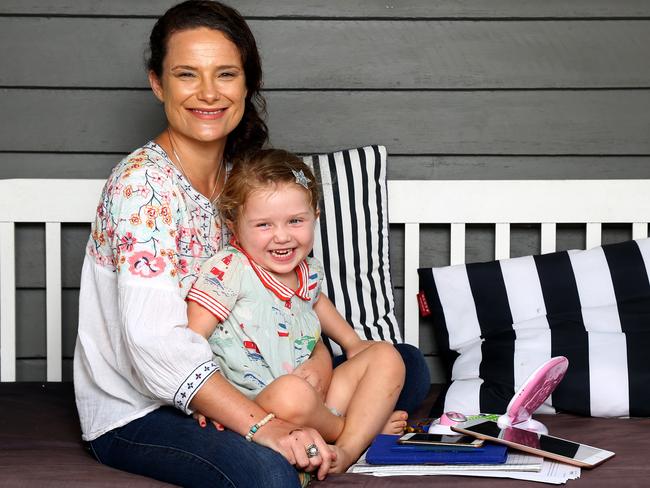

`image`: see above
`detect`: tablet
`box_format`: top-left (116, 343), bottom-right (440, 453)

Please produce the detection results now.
top-left (452, 419), bottom-right (615, 468)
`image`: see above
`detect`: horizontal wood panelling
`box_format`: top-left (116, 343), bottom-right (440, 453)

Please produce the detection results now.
top-left (15, 289), bottom-right (45, 357)
top-left (4, 18), bottom-right (650, 89)
top-left (14, 224), bottom-right (89, 288)
top-left (2, 0), bottom-right (650, 18)
top-left (14, 289), bottom-right (79, 357)
top-left (424, 356), bottom-right (446, 384)
top-left (266, 90), bottom-right (650, 155)
top-left (2, 89), bottom-right (650, 155)
top-left (61, 289), bottom-right (80, 356)
top-left (0, 154), bottom-right (120, 179)
top-left (3, 153), bottom-right (650, 180)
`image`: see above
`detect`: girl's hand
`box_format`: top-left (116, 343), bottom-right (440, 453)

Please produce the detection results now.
top-left (292, 360), bottom-right (329, 398)
top-left (253, 417), bottom-right (335, 481)
top-left (292, 340), bottom-right (333, 398)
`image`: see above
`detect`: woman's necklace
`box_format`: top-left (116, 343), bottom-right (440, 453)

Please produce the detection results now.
top-left (167, 128), bottom-right (224, 204)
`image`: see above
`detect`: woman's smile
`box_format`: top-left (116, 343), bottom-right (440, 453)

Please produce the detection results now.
top-left (149, 27), bottom-right (248, 146)
top-left (189, 107), bottom-right (227, 120)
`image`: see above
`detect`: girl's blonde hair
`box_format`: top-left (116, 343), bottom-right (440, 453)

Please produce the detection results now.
top-left (219, 149), bottom-right (320, 225)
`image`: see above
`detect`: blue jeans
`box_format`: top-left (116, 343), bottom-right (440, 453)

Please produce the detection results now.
top-left (89, 406), bottom-right (301, 488)
top-left (90, 344), bottom-right (428, 487)
top-left (333, 343), bottom-right (431, 414)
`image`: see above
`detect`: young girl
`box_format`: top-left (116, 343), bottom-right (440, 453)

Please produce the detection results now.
top-left (186, 149), bottom-right (406, 472)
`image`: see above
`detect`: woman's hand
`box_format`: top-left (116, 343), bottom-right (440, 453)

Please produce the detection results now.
top-left (189, 373), bottom-right (335, 480)
top-left (192, 400), bottom-right (334, 480)
top-left (253, 417), bottom-right (335, 480)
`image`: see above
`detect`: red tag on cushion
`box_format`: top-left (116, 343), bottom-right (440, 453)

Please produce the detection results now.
top-left (417, 291), bottom-right (431, 317)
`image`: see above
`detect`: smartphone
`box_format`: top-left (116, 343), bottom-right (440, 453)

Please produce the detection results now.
top-left (398, 432), bottom-right (484, 448)
top-left (451, 419), bottom-right (614, 468)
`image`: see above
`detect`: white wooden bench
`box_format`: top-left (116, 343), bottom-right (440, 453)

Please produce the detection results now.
top-left (1, 179), bottom-right (649, 382)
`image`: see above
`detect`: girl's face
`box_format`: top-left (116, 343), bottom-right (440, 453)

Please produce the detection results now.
top-left (233, 182), bottom-right (318, 286)
top-left (148, 27), bottom-right (247, 149)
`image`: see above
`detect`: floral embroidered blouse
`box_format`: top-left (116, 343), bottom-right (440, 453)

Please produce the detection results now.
top-left (74, 142), bottom-right (227, 441)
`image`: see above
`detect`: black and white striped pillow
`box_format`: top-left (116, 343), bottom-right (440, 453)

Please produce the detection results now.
top-left (419, 238), bottom-right (650, 417)
top-left (304, 146), bottom-right (401, 354)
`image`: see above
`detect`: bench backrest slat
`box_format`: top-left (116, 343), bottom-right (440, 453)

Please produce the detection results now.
top-left (633, 222), bottom-right (649, 240)
top-left (0, 222), bottom-right (16, 381)
top-left (46, 222), bottom-right (62, 381)
top-left (1, 179), bottom-right (649, 379)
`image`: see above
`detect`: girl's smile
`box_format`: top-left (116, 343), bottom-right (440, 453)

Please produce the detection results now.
top-left (233, 182), bottom-right (318, 289)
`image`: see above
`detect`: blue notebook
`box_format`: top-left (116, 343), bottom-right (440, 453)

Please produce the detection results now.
top-left (366, 434), bottom-right (508, 465)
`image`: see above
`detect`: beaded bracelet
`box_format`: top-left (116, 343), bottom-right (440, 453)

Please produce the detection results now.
top-left (245, 413), bottom-right (275, 442)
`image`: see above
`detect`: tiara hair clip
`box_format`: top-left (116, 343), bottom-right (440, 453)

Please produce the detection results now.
top-left (292, 169), bottom-right (311, 189)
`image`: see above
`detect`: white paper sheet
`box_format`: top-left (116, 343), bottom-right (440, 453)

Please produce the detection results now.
top-left (348, 452), bottom-right (580, 484)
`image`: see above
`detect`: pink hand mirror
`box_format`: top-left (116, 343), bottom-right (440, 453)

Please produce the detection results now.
top-left (496, 356), bottom-right (569, 434)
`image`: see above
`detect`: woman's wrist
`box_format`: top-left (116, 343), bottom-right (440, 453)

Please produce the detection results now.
top-left (245, 412), bottom-right (275, 441)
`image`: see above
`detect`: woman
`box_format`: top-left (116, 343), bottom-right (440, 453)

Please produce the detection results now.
top-left (74, 1), bottom-right (428, 487)
top-left (75, 2), bottom-right (330, 486)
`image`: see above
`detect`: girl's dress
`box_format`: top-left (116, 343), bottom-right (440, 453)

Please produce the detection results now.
top-left (187, 244), bottom-right (324, 398)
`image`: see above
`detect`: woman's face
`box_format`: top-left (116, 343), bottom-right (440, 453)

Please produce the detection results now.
top-left (149, 27), bottom-right (247, 147)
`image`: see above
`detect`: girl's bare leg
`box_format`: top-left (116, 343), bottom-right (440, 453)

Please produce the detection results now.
top-left (255, 374), bottom-right (344, 442)
top-left (324, 342), bottom-right (405, 472)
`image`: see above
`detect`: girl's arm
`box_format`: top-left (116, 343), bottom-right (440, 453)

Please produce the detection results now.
top-left (314, 293), bottom-right (373, 358)
top-left (186, 300), bottom-right (219, 339)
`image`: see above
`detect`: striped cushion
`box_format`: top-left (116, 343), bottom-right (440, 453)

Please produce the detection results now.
top-left (304, 146), bottom-right (401, 354)
top-left (418, 238), bottom-right (650, 417)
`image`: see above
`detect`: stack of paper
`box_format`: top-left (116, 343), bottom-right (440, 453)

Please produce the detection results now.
top-left (349, 453), bottom-right (580, 484)
top-left (350, 451), bottom-right (543, 475)
top-left (347, 435), bottom-right (581, 484)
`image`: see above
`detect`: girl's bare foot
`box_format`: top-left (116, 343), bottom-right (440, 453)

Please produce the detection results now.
top-left (327, 444), bottom-right (357, 473)
top-left (381, 410), bottom-right (408, 435)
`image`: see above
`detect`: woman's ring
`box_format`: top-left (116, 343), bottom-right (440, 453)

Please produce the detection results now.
top-left (305, 443), bottom-right (319, 458)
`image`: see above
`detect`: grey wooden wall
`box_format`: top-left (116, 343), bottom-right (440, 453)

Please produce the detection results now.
top-left (1, 1), bottom-right (649, 381)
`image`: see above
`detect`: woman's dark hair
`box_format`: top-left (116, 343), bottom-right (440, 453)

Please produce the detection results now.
top-left (147, 0), bottom-right (268, 161)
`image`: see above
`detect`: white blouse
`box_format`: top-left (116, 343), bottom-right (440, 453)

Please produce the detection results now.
top-left (74, 142), bottom-right (225, 441)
